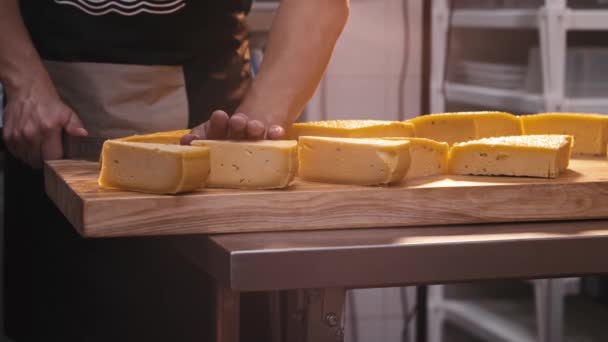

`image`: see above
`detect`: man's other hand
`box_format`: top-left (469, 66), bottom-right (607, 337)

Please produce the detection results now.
top-left (2, 82), bottom-right (88, 168)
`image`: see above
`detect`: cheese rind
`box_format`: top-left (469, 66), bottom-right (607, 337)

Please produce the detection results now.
top-left (288, 120), bottom-right (415, 139)
top-left (191, 140), bottom-right (298, 189)
top-left (98, 141), bottom-right (210, 194)
top-left (448, 135), bottom-right (573, 178)
top-left (383, 138), bottom-right (449, 178)
top-left (521, 113), bottom-right (608, 155)
top-left (408, 111), bottom-right (521, 144)
top-left (472, 112), bottom-right (523, 138)
top-left (298, 136), bottom-right (411, 185)
top-left (408, 113), bottom-right (476, 145)
top-left (117, 129), bottom-right (191, 145)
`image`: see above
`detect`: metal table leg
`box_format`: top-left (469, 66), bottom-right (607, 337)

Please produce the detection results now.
top-left (418, 285), bottom-right (428, 342)
top-left (285, 288), bottom-right (347, 342)
top-left (269, 291), bottom-right (283, 342)
top-left (534, 279), bottom-right (564, 342)
top-left (215, 284), bottom-right (240, 342)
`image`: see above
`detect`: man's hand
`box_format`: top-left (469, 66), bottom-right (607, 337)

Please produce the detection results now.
top-left (180, 110), bottom-right (285, 145)
top-left (0, 0), bottom-right (89, 168)
top-left (2, 82), bottom-right (88, 168)
top-left (180, 0), bottom-right (348, 146)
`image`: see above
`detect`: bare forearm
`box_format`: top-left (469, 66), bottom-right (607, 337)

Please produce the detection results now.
top-left (237, 0), bottom-right (349, 127)
top-left (0, 0), bottom-right (52, 96)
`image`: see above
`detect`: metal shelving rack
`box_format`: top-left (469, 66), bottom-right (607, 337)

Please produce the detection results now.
top-left (431, 0), bottom-right (608, 114)
top-left (428, 1), bottom-right (608, 342)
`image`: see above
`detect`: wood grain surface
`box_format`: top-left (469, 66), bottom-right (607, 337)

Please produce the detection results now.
top-left (44, 158), bottom-right (608, 238)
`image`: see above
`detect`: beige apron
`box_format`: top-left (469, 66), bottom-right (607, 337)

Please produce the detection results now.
top-left (44, 61), bottom-right (189, 160)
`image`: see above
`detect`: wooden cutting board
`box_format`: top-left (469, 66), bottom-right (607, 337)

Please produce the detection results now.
top-left (44, 158), bottom-right (608, 238)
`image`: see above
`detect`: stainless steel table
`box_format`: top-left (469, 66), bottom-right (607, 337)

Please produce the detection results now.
top-left (176, 219), bottom-right (608, 342)
top-left (43, 160), bottom-right (608, 341)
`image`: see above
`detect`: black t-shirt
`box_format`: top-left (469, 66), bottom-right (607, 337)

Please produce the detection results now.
top-left (19, 0), bottom-right (252, 66)
top-left (19, 1), bottom-right (254, 126)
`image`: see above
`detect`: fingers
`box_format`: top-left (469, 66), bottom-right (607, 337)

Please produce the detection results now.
top-left (180, 133), bottom-right (199, 146)
top-left (41, 129), bottom-right (63, 162)
top-left (206, 110), bottom-right (230, 139)
top-left (4, 104), bottom-right (26, 162)
top-left (185, 109), bottom-right (286, 143)
top-left (181, 110), bottom-right (230, 145)
top-left (228, 113), bottom-right (248, 140)
top-left (25, 141), bottom-right (42, 168)
top-left (1, 93), bottom-right (81, 168)
top-left (6, 123), bottom-right (45, 168)
top-left (181, 122), bottom-right (206, 145)
top-left (246, 120), bottom-right (266, 140)
top-left (267, 125), bottom-right (285, 140)
top-left (181, 122), bottom-right (208, 145)
top-left (64, 110), bottom-right (88, 137)
top-left (2, 108), bottom-right (43, 168)
top-left (22, 121), bottom-right (42, 168)
top-left (2, 110), bottom-right (18, 160)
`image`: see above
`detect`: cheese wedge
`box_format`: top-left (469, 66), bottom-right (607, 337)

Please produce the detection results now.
top-left (408, 111), bottom-right (521, 144)
top-left (191, 140), bottom-right (298, 189)
top-left (521, 113), bottom-right (608, 155)
top-left (98, 141), bottom-right (210, 194)
top-left (288, 120), bottom-right (415, 139)
top-left (117, 129), bottom-right (191, 145)
top-left (99, 129), bottom-right (191, 166)
top-left (298, 136), bottom-right (411, 185)
top-left (449, 135), bottom-right (573, 178)
top-left (384, 138), bottom-right (449, 178)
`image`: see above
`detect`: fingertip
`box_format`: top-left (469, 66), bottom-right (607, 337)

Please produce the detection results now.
top-left (268, 126), bottom-right (285, 140)
top-left (67, 127), bottom-right (88, 137)
top-left (229, 113), bottom-right (248, 130)
top-left (180, 133), bottom-right (198, 145)
top-left (227, 114), bottom-right (248, 140)
top-left (211, 110), bottom-right (229, 119)
top-left (206, 112), bottom-right (230, 139)
top-left (247, 120), bottom-right (266, 140)
top-left (77, 128), bottom-right (89, 137)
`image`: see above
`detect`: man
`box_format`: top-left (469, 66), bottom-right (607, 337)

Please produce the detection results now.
top-left (0, 0), bottom-right (349, 340)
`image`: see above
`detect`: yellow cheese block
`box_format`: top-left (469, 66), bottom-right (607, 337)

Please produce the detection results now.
top-left (384, 138), bottom-right (449, 178)
top-left (117, 129), bottom-right (191, 145)
top-left (298, 136), bottom-right (411, 185)
top-left (98, 141), bottom-right (210, 194)
top-left (408, 111), bottom-right (521, 145)
top-left (449, 135), bottom-right (573, 178)
top-left (408, 113), bottom-right (476, 145)
top-left (472, 112), bottom-right (522, 138)
top-left (191, 140), bottom-right (298, 189)
top-left (521, 113), bottom-right (608, 155)
top-left (287, 120), bottom-right (415, 139)
top-left (100, 129), bottom-right (191, 166)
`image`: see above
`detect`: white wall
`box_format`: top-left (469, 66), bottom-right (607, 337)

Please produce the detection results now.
top-left (306, 0), bottom-right (423, 121)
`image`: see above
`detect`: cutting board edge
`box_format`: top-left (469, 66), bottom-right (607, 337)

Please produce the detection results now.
top-left (44, 162), bottom-right (86, 235)
top-left (77, 180), bottom-right (608, 238)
